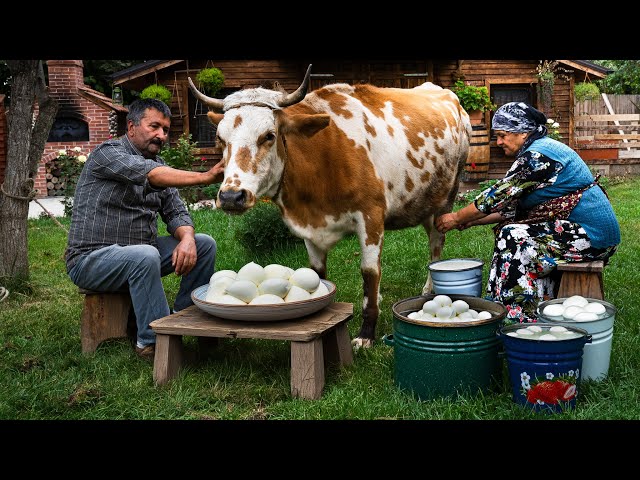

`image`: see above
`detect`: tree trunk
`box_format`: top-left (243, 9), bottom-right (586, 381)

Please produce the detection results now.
top-left (0, 60), bottom-right (58, 281)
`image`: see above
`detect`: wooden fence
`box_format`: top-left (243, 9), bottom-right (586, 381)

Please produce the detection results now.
top-left (574, 94), bottom-right (640, 161)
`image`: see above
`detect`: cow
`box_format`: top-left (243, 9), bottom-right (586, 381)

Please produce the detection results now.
top-left (188, 64), bottom-right (471, 348)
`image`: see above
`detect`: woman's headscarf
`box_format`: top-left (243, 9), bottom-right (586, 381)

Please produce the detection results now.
top-left (491, 102), bottom-right (548, 135)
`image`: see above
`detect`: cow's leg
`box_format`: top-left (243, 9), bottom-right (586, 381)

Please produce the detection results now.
top-left (304, 239), bottom-right (327, 280)
top-left (421, 214), bottom-right (446, 294)
top-left (351, 229), bottom-right (383, 350)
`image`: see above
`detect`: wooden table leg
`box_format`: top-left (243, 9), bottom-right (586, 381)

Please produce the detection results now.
top-left (290, 338), bottom-right (325, 400)
top-left (153, 334), bottom-right (184, 386)
top-left (323, 323), bottom-right (354, 367)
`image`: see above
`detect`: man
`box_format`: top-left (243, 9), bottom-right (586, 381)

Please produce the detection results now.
top-left (65, 98), bottom-right (224, 359)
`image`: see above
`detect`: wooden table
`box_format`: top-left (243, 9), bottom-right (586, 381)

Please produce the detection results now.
top-left (150, 302), bottom-right (354, 399)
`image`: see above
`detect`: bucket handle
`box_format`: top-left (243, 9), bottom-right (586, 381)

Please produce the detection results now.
top-left (586, 334), bottom-right (593, 344)
top-left (382, 333), bottom-right (394, 346)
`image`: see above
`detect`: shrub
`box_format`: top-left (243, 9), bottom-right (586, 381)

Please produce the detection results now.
top-left (234, 200), bottom-right (303, 251)
top-left (575, 82), bottom-right (601, 101)
top-left (139, 84), bottom-right (172, 105)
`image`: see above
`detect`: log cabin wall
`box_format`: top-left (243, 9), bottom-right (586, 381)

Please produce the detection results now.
top-left (145, 59), bottom-right (577, 180)
top-left (433, 59), bottom-right (574, 180)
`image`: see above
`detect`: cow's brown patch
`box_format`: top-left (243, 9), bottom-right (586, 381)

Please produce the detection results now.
top-left (233, 115), bottom-right (243, 128)
top-left (235, 145), bottom-right (253, 173)
top-left (405, 173), bottom-right (414, 193)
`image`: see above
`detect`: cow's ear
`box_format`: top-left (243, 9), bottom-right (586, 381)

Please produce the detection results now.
top-left (207, 112), bottom-right (225, 125)
top-left (280, 113), bottom-right (330, 138)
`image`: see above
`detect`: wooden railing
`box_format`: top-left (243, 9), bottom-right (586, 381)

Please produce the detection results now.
top-left (574, 113), bottom-right (640, 160)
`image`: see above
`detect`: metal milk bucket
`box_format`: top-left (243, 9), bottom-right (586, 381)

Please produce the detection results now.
top-left (500, 323), bottom-right (591, 413)
top-left (385, 294), bottom-right (506, 400)
top-left (428, 258), bottom-right (484, 297)
top-left (537, 298), bottom-right (616, 382)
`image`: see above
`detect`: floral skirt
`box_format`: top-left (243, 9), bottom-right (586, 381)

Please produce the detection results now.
top-left (487, 219), bottom-right (617, 325)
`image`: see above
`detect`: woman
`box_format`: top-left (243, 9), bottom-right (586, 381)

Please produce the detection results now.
top-left (435, 102), bottom-right (620, 324)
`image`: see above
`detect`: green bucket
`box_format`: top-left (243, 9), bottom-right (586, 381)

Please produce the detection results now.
top-left (385, 294), bottom-right (506, 400)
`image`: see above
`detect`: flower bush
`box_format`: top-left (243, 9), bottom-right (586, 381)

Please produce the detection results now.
top-left (53, 147), bottom-right (88, 216)
top-left (546, 118), bottom-right (562, 141)
top-left (159, 133), bottom-right (215, 206)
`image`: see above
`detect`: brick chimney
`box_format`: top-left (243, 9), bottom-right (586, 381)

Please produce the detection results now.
top-left (46, 60), bottom-right (86, 112)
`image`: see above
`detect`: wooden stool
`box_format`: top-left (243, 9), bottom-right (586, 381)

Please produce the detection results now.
top-left (556, 260), bottom-right (605, 300)
top-left (79, 288), bottom-right (134, 354)
top-left (150, 302), bottom-right (354, 400)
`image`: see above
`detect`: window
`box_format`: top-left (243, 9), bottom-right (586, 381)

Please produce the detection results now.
top-left (188, 87), bottom-right (238, 148)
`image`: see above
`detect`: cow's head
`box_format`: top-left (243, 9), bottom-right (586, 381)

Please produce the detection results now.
top-left (188, 64), bottom-right (330, 214)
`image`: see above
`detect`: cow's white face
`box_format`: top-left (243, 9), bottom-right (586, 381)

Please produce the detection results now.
top-left (213, 102), bottom-right (284, 213)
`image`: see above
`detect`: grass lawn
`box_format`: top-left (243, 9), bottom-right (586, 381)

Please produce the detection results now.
top-left (1, 177), bottom-right (639, 422)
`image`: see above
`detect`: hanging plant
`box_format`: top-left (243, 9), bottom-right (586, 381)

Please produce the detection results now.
top-left (139, 84), bottom-right (172, 106)
top-left (196, 67), bottom-right (225, 97)
top-left (535, 60), bottom-right (572, 114)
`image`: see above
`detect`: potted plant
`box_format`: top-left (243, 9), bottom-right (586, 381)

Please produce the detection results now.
top-left (196, 67), bottom-right (225, 97)
top-left (451, 80), bottom-right (497, 124)
top-left (139, 84), bottom-right (172, 106)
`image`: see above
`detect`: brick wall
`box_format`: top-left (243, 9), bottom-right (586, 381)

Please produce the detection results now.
top-left (36, 60), bottom-right (113, 198)
top-left (0, 94), bottom-right (6, 187)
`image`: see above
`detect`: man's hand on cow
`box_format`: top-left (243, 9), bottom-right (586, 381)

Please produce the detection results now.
top-left (206, 161), bottom-right (225, 184)
top-left (435, 212), bottom-right (460, 233)
top-left (172, 237), bottom-right (198, 276)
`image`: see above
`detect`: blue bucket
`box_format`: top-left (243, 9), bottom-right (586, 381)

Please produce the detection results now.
top-left (500, 323), bottom-right (591, 413)
top-left (428, 258), bottom-right (484, 297)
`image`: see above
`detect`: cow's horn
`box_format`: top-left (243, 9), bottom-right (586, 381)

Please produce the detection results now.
top-left (276, 64), bottom-right (312, 108)
top-left (188, 77), bottom-right (225, 112)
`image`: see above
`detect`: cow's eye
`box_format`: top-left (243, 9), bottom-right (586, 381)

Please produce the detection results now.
top-left (216, 135), bottom-right (225, 148)
top-left (262, 132), bottom-right (276, 144)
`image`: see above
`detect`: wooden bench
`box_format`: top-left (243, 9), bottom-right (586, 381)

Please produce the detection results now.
top-left (79, 288), bottom-right (135, 354)
top-left (556, 260), bottom-right (605, 300)
top-left (150, 302), bottom-right (354, 400)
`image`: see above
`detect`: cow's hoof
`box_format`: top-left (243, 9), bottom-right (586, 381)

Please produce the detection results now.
top-left (351, 337), bottom-right (374, 350)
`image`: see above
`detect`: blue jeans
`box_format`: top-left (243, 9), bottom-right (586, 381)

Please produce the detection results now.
top-left (68, 234), bottom-right (216, 346)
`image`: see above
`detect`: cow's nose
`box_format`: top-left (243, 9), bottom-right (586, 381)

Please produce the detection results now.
top-left (218, 189), bottom-right (246, 210)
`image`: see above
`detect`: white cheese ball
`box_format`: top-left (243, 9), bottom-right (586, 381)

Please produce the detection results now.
top-left (562, 295), bottom-right (589, 308)
top-left (516, 328), bottom-right (534, 336)
top-left (451, 300), bottom-right (470, 315)
top-left (539, 334), bottom-right (560, 341)
top-left (225, 279), bottom-right (259, 303)
top-left (209, 269), bottom-right (237, 284)
top-left (466, 309), bottom-right (479, 319)
top-left (542, 304), bottom-right (565, 317)
top-left (573, 311), bottom-right (599, 322)
top-left (476, 311), bottom-right (493, 320)
top-left (309, 281), bottom-right (330, 298)
top-left (422, 300), bottom-right (440, 315)
top-left (208, 294), bottom-right (247, 305)
top-left (563, 305), bottom-right (584, 320)
top-left (436, 306), bottom-right (454, 319)
top-left (526, 325), bottom-right (542, 332)
top-left (432, 295), bottom-right (453, 307)
top-left (284, 285), bottom-right (312, 302)
top-left (207, 276), bottom-right (236, 297)
top-left (258, 277), bottom-right (291, 298)
top-left (249, 294), bottom-right (286, 305)
top-left (237, 262), bottom-right (266, 286)
top-left (549, 326), bottom-right (568, 332)
top-left (584, 302), bottom-right (606, 315)
top-left (289, 268), bottom-right (321, 292)
top-left (264, 263), bottom-right (294, 280)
